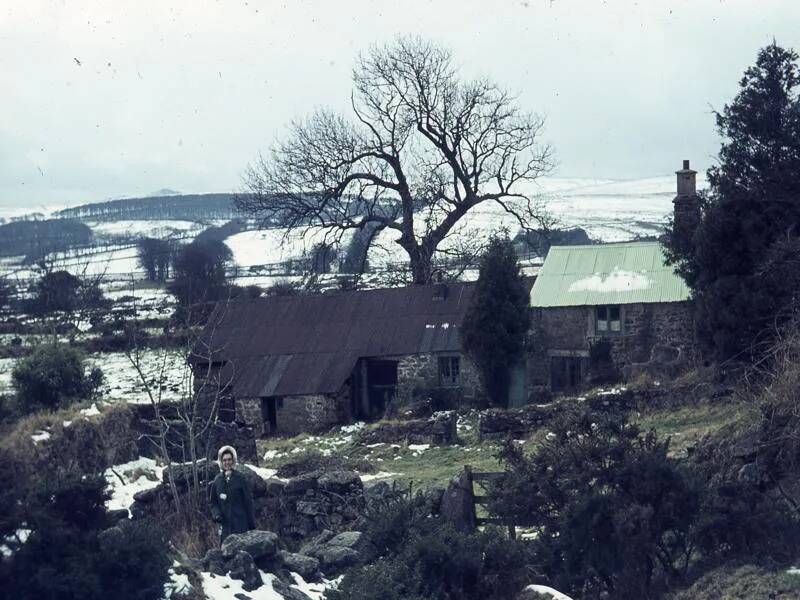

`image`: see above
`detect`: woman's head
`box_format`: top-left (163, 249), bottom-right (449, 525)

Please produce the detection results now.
top-left (217, 445), bottom-right (238, 471)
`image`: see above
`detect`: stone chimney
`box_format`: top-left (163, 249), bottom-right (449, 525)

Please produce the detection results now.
top-left (431, 269), bottom-right (448, 301)
top-left (672, 159), bottom-right (701, 241)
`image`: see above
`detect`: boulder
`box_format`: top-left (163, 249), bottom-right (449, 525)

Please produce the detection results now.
top-left (326, 531), bottom-right (362, 549)
top-left (107, 508), bottom-right (130, 523)
top-left (299, 529), bottom-right (335, 556)
top-left (318, 471), bottom-right (362, 494)
top-left (222, 530), bottom-right (279, 560)
top-left (237, 465), bottom-right (268, 497)
top-left (296, 501), bottom-right (327, 516)
top-left (264, 478), bottom-right (288, 496)
top-left (285, 473), bottom-right (320, 495)
top-left (278, 550), bottom-right (320, 581)
top-left (315, 545), bottom-right (360, 573)
top-left (270, 578), bottom-right (314, 600)
top-left (228, 550), bottom-right (263, 592)
top-left (202, 548), bottom-right (228, 576)
top-left (133, 483), bottom-right (167, 504)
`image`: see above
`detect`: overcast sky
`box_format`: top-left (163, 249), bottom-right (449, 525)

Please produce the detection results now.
top-left (2, 0), bottom-right (799, 210)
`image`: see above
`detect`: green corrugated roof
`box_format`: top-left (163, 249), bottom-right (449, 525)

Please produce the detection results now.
top-left (530, 242), bottom-right (691, 307)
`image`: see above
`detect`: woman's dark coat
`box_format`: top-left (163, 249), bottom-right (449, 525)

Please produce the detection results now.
top-left (208, 469), bottom-right (256, 541)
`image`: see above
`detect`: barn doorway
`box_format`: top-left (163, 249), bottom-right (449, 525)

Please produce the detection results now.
top-left (260, 397), bottom-right (279, 436)
top-left (354, 359), bottom-right (398, 420)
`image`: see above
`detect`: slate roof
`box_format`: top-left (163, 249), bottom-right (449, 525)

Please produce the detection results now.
top-left (530, 242), bottom-right (691, 307)
top-left (191, 282), bottom-right (511, 398)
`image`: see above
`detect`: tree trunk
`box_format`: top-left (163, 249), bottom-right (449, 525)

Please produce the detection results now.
top-left (408, 245), bottom-right (434, 284)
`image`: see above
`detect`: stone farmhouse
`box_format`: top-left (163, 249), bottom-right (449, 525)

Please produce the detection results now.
top-left (527, 161), bottom-right (700, 396)
top-left (527, 241), bottom-right (695, 396)
top-left (190, 281), bottom-right (519, 437)
top-left (193, 160), bottom-right (700, 434)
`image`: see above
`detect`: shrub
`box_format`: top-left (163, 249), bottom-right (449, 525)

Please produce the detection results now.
top-left (330, 523), bottom-right (530, 600)
top-left (331, 486), bottom-right (531, 600)
top-left (488, 407), bottom-right (701, 599)
top-left (0, 473), bottom-right (170, 600)
top-left (0, 402), bottom-right (137, 480)
top-left (11, 343), bottom-right (103, 412)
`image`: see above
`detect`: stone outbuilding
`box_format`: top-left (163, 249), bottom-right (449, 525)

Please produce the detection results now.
top-left (527, 240), bottom-right (696, 396)
top-left (526, 160), bottom-right (701, 398)
top-left (190, 282), bottom-right (495, 437)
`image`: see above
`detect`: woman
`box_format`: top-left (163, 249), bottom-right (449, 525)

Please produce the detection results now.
top-left (208, 445), bottom-right (257, 542)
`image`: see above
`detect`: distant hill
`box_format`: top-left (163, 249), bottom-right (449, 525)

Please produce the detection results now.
top-left (54, 193), bottom-right (241, 222)
top-left (0, 219), bottom-right (92, 259)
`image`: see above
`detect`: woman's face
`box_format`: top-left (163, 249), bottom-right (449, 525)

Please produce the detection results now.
top-left (221, 454), bottom-right (234, 471)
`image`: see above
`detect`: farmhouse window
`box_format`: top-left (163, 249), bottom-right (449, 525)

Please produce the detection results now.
top-left (595, 305), bottom-right (621, 334)
top-left (438, 356), bottom-right (461, 387)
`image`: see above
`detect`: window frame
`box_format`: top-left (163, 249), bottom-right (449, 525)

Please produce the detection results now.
top-left (438, 355), bottom-right (461, 387)
top-left (595, 304), bottom-right (622, 335)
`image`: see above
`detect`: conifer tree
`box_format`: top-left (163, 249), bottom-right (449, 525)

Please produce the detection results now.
top-left (665, 43), bottom-right (800, 359)
top-left (462, 236), bottom-right (530, 407)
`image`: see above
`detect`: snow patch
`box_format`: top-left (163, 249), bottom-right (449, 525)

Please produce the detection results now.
top-left (0, 528), bottom-right (31, 557)
top-left (524, 584), bottom-right (574, 600)
top-left (568, 268), bottom-right (652, 294)
top-left (163, 563), bottom-right (193, 599)
top-left (80, 402), bottom-right (101, 417)
top-left (340, 421), bottom-right (365, 434)
top-left (244, 464), bottom-right (278, 481)
top-left (200, 569), bottom-right (337, 600)
top-left (263, 449), bottom-right (286, 461)
top-left (31, 430), bottom-right (51, 444)
top-left (360, 471), bottom-right (400, 482)
top-left (104, 456), bottom-right (163, 514)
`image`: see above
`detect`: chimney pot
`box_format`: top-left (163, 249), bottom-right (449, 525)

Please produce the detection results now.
top-left (675, 159), bottom-right (697, 196)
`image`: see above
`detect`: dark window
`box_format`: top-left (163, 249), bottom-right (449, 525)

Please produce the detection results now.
top-left (551, 356), bottom-right (586, 392)
top-left (438, 356), bottom-right (461, 387)
top-left (596, 305), bottom-right (621, 334)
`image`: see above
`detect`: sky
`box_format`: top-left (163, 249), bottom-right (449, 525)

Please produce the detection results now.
top-left (1, 0), bottom-right (799, 210)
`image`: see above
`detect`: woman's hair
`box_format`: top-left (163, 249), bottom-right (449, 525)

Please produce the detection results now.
top-left (217, 445), bottom-right (238, 468)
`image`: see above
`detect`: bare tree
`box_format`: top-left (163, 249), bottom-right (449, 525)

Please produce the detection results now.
top-left (124, 280), bottom-right (236, 525)
top-left (238, 36), bottom-right (554, 284)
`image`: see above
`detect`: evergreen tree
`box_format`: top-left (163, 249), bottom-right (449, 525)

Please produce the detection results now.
top-left (665, 43), bottom-right (800, 359)
top-left (168, 239), bottom-right (232, 306)
top-left (461, 236), bottom-right (530, 407)
top-left (137, 237), bottom-right (172, 282)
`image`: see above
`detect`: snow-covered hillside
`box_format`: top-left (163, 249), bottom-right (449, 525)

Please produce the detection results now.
top-left (0, 174), bottom-right (705, 283)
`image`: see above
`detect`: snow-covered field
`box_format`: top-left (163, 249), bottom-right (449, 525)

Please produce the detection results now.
top-left (94, 349), bottom-right (190, 404)
top-left (88, 219), bottom-right (204, 239)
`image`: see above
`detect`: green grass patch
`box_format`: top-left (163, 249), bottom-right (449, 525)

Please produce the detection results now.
top-left (634, 401), bottom-right (750, 456)
top-left (669, 565), bottom-right (800, 600)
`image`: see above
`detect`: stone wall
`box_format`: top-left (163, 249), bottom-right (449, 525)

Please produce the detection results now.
top-left (357, 411), bottom-right (458, 445)
top-left (529, 301), bottom-right (696, 394)
top-left (395, 352), bottom-right (483, 400)
top-left (234, 382), bottom-right (353, 437)
top-left (236, 396), bottom-right (263, 434)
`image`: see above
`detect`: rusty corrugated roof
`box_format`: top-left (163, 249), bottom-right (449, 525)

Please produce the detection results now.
top-left (193, 281), bottom-right (524, 398)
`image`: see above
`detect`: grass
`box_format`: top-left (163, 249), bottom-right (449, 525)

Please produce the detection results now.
top-left (256, 414), bottom-right (507, 491)
top-left (633, 400), bottom-right (750, 457)
top-left (668, 565), bottom-right (800, 600)
top-left (253, 388), bottom-right (748, 491)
